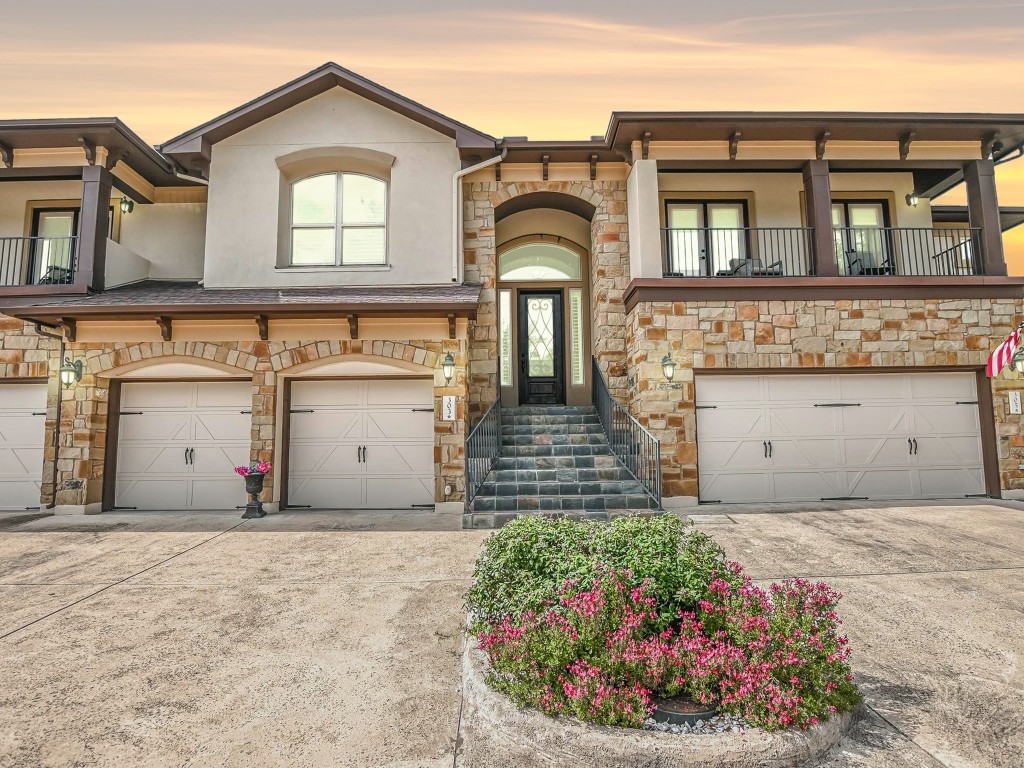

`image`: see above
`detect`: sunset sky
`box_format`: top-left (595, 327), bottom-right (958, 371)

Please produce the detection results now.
top-left (5, 1), bottom-right (1024, 267)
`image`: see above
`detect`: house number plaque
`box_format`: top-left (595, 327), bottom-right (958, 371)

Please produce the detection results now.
top-left (442, 396), bottom-right (457, 421)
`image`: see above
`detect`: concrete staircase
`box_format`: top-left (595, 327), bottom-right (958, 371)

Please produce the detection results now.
top-left (463, 405), bottom-right (660, 528)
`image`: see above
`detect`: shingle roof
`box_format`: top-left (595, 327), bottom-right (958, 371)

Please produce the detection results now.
top-left (9, 280), bottom-right (482, 320)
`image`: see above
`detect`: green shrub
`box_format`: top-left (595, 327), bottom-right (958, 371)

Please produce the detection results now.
top-left (465, 515), bottom-right (735, 631)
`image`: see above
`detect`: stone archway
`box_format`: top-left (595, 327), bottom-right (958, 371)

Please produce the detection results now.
top-left (464, 180), bottom-right (630, 418)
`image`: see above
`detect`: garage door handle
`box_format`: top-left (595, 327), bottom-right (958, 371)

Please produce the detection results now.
top-left (763, 440), bottom-right (768, 458)
top-left (908, 438), bottom-right (913, 455)
top-left (184, 448), bottom-right (190, 465)
top-left (913, 438), bottom-right (918, 455)
top-left (768, 440), bottom-right (773, 458)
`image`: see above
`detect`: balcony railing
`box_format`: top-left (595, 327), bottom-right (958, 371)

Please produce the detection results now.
top-left (0, 237), bottom-right (78, 286)
top-left (833, 226), bottom-right (982, 277)
top-left (662, 227), bottom-right (814, 277)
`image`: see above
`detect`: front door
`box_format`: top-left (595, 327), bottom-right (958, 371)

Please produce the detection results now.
top-left (518, 290), bottom-right (564, 405)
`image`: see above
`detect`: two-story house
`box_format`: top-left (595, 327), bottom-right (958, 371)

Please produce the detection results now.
top-left (1, 63), bottom-right (1023, 526)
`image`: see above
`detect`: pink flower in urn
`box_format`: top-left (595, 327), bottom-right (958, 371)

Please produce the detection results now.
top-left (234, 462), bottom-right (273, 477)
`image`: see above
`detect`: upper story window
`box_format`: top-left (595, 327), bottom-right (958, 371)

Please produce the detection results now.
top-left (290, 172), bottom-right (387, 266)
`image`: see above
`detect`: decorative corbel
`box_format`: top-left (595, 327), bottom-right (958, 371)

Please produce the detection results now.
top-left (347, 315), bottom-right (359, 340)
top-left (899, 131), bottom-right (916, 161)
top-left (729, 131), bottom-right (742, 161)
top-left (494, 162), bottom-right (501, 182)
top-left (541, 154), bottom-right (550, 181)
top-left (255, 314), bottom-right (269, 341)
top-left (816, 131), bottom-right (831, 161)
top-left (104, 149), bottom-right (128, 170)
top-left (60, 318), bottom-right (77, 343)
top-left (590, 154), bottom-right (598, 181)
top-left (447, 314), bottom-right (457, 340)
top-left (78, 138), bottom-right (97, 166)
top-left (0, 141), bottom-right (12, 169)
top-left (641, 131), bottom-right (651, 161)
top-left (982, 132), bottom-right (1000, 159)
top-left (156, 316), bottom-right (173, 342)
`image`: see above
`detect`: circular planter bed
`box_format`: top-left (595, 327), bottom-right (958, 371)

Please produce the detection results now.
top-left (460, 639), bottom-right (861, 768)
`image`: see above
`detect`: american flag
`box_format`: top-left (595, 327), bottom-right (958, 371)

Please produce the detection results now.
top-left (987, 321), bottom-right (1024, 377)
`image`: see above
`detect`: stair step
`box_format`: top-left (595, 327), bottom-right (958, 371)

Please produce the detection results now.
top-left (471, 494), bottom-right (660, 513)
top-left (501, 444), bottom-right (615, 458)
top-left (501, 434), bottom-right (609, 447)
top-left (495, 455), bottom-right (622, 471)
top-left (503, 406), bottom-right (596, 417)
top-left (504, 414), bottom-right (602, 426)
top-left (501, 424), bottom-right (606, 436)
top-left (477, 480), bottom-right (645, 497)
top-left (491, 467), bottom-right (636, 483)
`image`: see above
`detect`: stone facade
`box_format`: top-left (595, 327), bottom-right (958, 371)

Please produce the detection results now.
top-left (463, 179), bottom-right (632, 417)
top-left (0, 320), bottom-right (467, 511)
top-left (626, 297), bottom-right (1024, 501)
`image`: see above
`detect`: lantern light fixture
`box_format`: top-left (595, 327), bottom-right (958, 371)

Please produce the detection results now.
top-left (905, 193), bottom-right (920, 208)
top-left (120, 196), bottom-right (135, 215)
top-left (59, 356), bottom-right (83, 389)
top-left (661, 354), bottom-right (676, 381)
top-left (442, 352), bottom-right (455, 384)
top-left (1012, 346), bottom-right (1024, 375)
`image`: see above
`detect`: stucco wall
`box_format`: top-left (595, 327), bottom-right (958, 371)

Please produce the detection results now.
top-left (118, 202), bottom-right (206, 281)
top-left (203, 87), bottom-right (461, 289)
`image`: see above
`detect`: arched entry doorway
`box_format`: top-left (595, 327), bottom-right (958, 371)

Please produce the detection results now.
top-left (496, 233), bottom-right (592, 406)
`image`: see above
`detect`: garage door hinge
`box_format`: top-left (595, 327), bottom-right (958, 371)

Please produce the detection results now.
top-left (410, 408), bottom-right (433, 412)
top-left (119, 411), bottom-right (144, 415)
top-left (955, 401), bottom-right (979, 405)
top-left (820, 496), bottom-right (868, 501)
top-left (239, 410), bottom-right (252, 414)
top-left (31, 411), bottom-right (47, 416)
top-left (290, 409), bottom-right (315, 413)
top-left (813, 403), bottom-right (861, 408)
top-left (112, 506), bottom-right (138, 510)
top-left (695, 405), bottom-right (717, 410)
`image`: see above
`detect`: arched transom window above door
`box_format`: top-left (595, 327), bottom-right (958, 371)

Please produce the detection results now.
top-left (498, 242), bottom-right (582, 282)
top-left (290, 172), bottom-right (387, 266)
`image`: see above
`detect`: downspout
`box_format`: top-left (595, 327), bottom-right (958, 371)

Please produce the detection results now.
top-left (31, 321), bottom-right (65, 510)
top-left (452, 146), bottom-right (506, 283)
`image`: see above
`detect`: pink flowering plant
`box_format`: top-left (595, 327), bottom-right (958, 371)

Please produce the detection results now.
top-left (468, 517), bottom-right (861, 731)
top-left (234, 462), bottom-right (272, 477)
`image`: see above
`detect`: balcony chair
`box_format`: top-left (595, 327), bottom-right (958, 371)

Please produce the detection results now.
top-left (718, 258), bottom-right (784, 277)
top-left (845, 252), bottom-right (895, 276)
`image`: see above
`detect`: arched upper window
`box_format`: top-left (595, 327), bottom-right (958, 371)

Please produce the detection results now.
top-left (290, 172), bottom-right (387, 266)
top-left (498, 242), bottom-right (582, 281)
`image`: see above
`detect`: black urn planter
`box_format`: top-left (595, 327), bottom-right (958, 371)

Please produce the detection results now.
top-left (650, 696), bottom-right (718, 726)
top-left (241, 473), bottom-right (267, 519)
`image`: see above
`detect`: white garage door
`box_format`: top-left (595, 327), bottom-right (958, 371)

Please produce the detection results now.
top-left (288, 379), bottom-right (434, 509)
top-left (696, 372), bottom-right (987, 503)
top-left (115, 381), bottom-right (252, 511)
top-left (0, 383), bottom-right (46, 510)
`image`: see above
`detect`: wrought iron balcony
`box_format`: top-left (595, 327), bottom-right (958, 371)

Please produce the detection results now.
top-left (0, 236), bottom-right (78, 286)
top-left (833, 226), bottom-right (982, 277)
top-left (662, 227), bottom-right (815, 278)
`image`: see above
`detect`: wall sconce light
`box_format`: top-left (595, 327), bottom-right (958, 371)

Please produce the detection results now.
top-left (905, 193), bottom-right (919, 208)
top-left (120, 196), bottom-right (135, 215)
top-left (661, 354), bottom-right (676, 381)
top-left (442, 352), bottom-right (455, 384)
top-left (1012, 346), bottom-right (1024, 375)
top-left (59, 356), bottom-right (83, 389)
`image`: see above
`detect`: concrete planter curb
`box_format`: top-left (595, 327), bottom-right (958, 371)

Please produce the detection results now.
top-left (460, 638), bottom-right (861, 768)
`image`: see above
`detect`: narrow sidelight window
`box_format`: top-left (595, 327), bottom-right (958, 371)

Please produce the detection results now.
top-left (499, 289), bottom-right (513, 387)
top-left (569, 288), bottom-right (584, 386)
top-left (290, 172), bottom-right (387, 266)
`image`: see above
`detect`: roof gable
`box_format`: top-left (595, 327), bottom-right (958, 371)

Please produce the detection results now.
top-left (159, 62), bottom-right (495, 174)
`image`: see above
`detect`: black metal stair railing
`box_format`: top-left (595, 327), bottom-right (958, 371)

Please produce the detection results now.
top-left (591, 357), bottom-right (662, 508)
top-left (465, 399), bottom-right (502, 504)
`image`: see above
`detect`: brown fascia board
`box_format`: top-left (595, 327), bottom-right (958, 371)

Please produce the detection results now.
top-left (0, 117), bottom-right (193, 187)
top-left (605, 111), bottom-right (1024, 157)
top-left (5, 301), bottom-right (480, 324)
top-left (623, 276), bottom-right (1024, 311)
top-left (158, 62), bottom-right (496, 163)
top-left (499, 139), bottom-right (622, 164)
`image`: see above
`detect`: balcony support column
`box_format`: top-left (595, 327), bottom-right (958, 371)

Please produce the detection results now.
top-left (964, 159), bottom-right (1006, 276)
top-left (627, 159), bottom-right (663, 279)
top-left (76, 165), bottom-right (112, 291)
top-left (803, 160), bottom-right (837, 277)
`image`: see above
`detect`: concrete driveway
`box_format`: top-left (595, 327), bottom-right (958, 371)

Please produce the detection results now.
top-left (0, 502), bottom-right (1021, 768)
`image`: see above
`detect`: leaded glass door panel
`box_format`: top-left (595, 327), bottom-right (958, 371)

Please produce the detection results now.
top-left (517, 290), bottom-right (565, 405)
